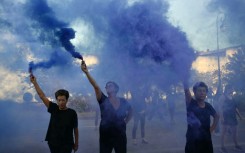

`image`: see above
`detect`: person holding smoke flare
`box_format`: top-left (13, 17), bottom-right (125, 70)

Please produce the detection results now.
top-left (219, 84), bottom-right (243, 153)
top-left (81, 60), bottom-right (133, 153)
top-left (183, 81), bottom-right (219, 153)
top-left (30, 74), bottom-right (79, 153)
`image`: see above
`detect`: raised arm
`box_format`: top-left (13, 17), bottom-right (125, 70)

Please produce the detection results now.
top-left (30, 74), bottom-right (50, 108)
top-left (218, 95), bottom-right (225, 123)
top-left (183, 81), bottom-right (192, 105)
top-left (81, 61), bottom-right (102, 101)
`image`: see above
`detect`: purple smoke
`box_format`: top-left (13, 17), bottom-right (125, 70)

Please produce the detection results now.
top-left (83, 0), bottom-right (196, 82)
top-left (25, 0), bottom-right (196, 84)
top-left (56, 28), bottom-right (83, 60)
top-left (28, 51), bottom-right (72, 72)
top-left (208, 0), bottom-right (245, 45)
top-left (25, 0), bottom-right (83, 72)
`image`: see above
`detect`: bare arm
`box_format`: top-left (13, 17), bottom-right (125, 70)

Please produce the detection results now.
top-left (236, 108), bottom-right (243, 120)
top-left (125, 107), bottom-right (133, 124)
top-left (81, 61), bottom-right (102, 101)
top-left (30, 74), bottom-right (50, 108)
top-left (73, 127), bottom-right (79, 151)
top-left (183, 81), bottom-right (192, 105)
top-left (210, 113), bottom-right (219, 133)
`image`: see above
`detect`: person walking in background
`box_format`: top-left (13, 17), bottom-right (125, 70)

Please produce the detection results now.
top-left (30, 74), bottom-right (79, 153)
top-left (131, 90), bottom-right (148, 145)
top-left (219, 84), bottom-right (243, 153)
top-left (81, 60), bottom-right (132, 153)
top-left (147, 90), bottom-right (165, 121)
top-left (183, 81), bottom-right (219, 153)
top-left (166, 88), bottom-right (176, 125)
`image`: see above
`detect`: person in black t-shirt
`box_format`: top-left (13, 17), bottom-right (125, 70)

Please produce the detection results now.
top-left (183, 81), bottom-right (219, 153)
top-left (81, 60), bottom-right (133, 153)
top-left (30, 74), bottom-right (79, 153)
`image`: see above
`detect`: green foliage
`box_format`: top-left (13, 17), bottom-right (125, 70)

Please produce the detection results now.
top-left (68, 94), bottom-right (96, 113)
top-left (225, 46), bottom-right (245, 104)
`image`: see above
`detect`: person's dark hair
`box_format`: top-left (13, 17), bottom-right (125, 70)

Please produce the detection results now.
top-left (55, 89), bottom-right (69, 100)
top-left (224, 84), bottom-right (233, 94)
top-left (106, 81), bottom-right (119, 93)
top-left (193, 82), bottom-right (208, 93)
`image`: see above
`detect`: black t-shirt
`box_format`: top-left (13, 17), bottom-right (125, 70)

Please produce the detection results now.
top-left (223, 96), bottom-right (238, 125)
top-left (98, 93), bottom-right (131, 138)
top-left (45, 102), bottom-right (78, 145)
top-left (186, 98), bottom-right (216, 140)
top-left (131, 98), bottom-right (146, 115)
top-left (131, 91), bottom-right (147, 115)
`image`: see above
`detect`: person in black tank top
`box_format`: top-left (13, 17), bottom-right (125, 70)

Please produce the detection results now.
top-left (81, 60), bottom-right (133, 153)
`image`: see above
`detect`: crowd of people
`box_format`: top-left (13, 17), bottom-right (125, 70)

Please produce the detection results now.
top-left (28, 60), bottom-right (244, 153)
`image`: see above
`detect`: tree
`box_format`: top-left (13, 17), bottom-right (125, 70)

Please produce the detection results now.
top-left (224, 46), bottom-right (245, 107)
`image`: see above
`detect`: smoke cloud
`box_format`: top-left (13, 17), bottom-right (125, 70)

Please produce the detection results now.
top-left (55, 0), bottom-right (196, 90)
top-left (208, 0), bottom-right (245, 45)
top-left (25, 0), bottom-right (83, 72)
top-left (0, 0), bottom-right (200, 152)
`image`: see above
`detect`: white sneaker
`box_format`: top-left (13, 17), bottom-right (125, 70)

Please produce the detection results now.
top-left (142, 138), bottom-right (148, 144)
top-left (133, 139), bottom-right (137, 145)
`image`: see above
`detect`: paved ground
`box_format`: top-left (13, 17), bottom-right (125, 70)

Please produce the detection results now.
top-left (1, 107), bottom-right (245, 153)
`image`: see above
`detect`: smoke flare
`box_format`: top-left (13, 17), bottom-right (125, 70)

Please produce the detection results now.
top-left (26, 0), bottom-right (83, 72)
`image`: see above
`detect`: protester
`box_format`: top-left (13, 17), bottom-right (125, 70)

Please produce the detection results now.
top-left (183, 81), bottom-right (219, 153)
top-left (30, 74), bottom-right (79, 153)
top-left (81, 60), bottom-right (132, 153)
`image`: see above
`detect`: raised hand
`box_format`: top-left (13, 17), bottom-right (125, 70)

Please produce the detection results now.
top-left (30, 74), bottom-right (36, 84)
top-left (81, 60), bottom-right (88, 74)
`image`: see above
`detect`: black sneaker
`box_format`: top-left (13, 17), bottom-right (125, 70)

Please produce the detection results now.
top-left (234, 145), bottom-right (243, 152)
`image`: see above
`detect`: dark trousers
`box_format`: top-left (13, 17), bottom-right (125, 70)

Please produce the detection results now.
top-left (185, 139), bottom-right (213, 153)
top-left (132, 114), bottom-right (145, 139)
top-left (48, 143), bottom-right (73, 153)
top-left (100, 135), bottom-right (127, 153)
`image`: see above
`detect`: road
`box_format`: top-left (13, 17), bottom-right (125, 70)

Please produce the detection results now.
top-left (1, 108), bottom-right (245, 153)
